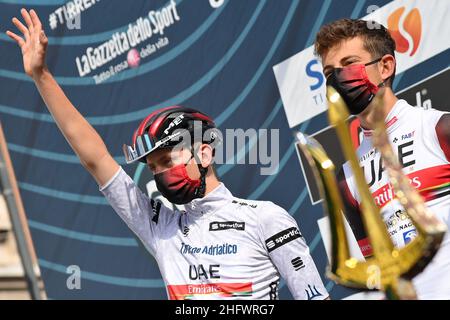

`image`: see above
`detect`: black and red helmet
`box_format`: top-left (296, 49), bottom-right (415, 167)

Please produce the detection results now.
top-left (123, 106), bottom-right (220, 164)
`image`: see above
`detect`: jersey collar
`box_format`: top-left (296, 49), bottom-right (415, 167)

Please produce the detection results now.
top-left (184, 182), bottom-right (233, 218)
top-left (361, 99), bottom-right (408, 138)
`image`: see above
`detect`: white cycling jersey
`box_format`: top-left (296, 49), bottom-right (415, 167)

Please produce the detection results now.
top-left (100, 168), bottom-right (327, 300)
top-left (339, 99), bottom-right (450, 299)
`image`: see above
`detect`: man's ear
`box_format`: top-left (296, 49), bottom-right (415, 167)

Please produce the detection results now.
top-left (380, 54), bottom-right (396, 83)
top-left (199, 143), bottom-right (213, 168)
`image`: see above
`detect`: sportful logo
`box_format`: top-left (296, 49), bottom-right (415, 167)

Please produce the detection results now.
top-left (387, 7), bottom-right (422, 56)
top-left (209, 221), bottom-right (245, 231)
top-left (291, 257), bottom-right (305, 271)
top-left (265, 227), bottom-right (302, 253)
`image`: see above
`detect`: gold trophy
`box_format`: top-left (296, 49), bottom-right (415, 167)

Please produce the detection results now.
top-left (296, 86), bottom-right (447, 299)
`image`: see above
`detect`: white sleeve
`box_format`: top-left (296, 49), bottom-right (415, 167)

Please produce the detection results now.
top-left (259, 202), bottom-right (328, 300)
top-left (99, 166), bottom-right (172, 256)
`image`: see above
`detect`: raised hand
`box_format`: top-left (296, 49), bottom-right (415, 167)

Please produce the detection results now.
top-left (6, 8), bottom-right (48, 78)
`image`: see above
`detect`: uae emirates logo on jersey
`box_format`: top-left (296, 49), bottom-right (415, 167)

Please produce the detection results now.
top-left (167, 282), bottom-right (253, 300)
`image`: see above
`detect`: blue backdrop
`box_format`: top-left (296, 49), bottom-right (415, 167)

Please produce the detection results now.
top-left (0, 0), bottom-right (448, 299)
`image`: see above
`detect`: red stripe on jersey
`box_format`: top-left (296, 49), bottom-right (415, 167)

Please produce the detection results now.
top-left (371, 164), bottom-right (450, 208)
top-left (167, 282), bottom-right (253, 300)
top-left (386, 116), bottom-right (398, 129)
top-left (362, 116), bottom-right (398, 137)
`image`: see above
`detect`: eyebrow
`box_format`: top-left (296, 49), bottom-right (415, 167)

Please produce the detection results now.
top-left (323, 55), bottom-right (361, 74)
top-left (147, 153), bottom-right (166, 165)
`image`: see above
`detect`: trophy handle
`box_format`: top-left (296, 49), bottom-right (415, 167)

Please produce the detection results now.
top-left (296, 133), bottom-right (352, 280)
top-left (296, 133), bottom-right (384, 290)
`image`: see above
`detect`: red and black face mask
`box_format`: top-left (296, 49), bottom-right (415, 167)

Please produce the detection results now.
top-left (154, 164), bottom-right (203, 205)
top-left (153, 151), bottom-right (208, 205)
top-left (326, 58), bottom-right (387, 115)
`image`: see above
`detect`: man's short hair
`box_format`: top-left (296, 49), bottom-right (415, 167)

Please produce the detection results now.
top-left (314, 19), bottom-right (397, 86)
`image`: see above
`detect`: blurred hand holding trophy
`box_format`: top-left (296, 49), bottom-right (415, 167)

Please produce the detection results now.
top-left (296, 86), bottom-right (447, 299)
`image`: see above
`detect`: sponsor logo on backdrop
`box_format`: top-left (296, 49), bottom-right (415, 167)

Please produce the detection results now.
top-left (388, 7), bottom-right (422, 56)
top-left (127, 49), bottom-right (140, 69)
top-left (49, 0), bottom-right (101, 30)
top-left (74, 0), bottom-right (180, 84)
top-left (273, 0), bottom-right (449, 128)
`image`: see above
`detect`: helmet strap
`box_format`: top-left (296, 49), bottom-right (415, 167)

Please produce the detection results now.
top-left (190, 145), bottom-right (208, 198)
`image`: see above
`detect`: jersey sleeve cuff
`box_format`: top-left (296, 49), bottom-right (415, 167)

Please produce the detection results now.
top-left (99, 166), bottom-right (123, 191)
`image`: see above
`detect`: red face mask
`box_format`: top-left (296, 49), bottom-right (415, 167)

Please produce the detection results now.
top-left (154, 163), bottom-right (206, 205)
top-left (326, 58), bottom-right (386, 115)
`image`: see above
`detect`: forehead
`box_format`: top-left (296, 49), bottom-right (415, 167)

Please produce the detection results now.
top-left (145, 148), bottom-right (177, 164)
top-left (322, 37), bottom-right (371, 66)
